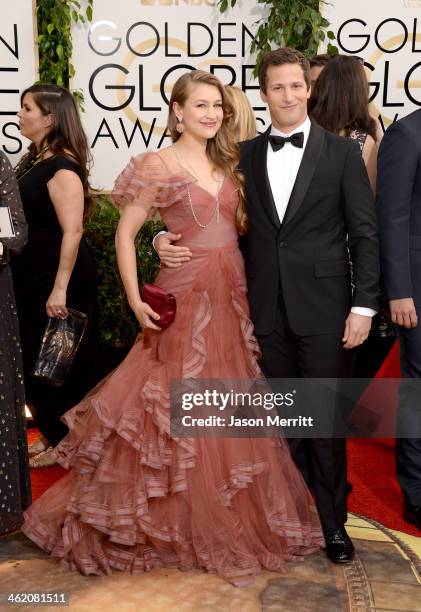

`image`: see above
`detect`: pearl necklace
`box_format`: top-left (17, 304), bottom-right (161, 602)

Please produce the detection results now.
top-left (172, 145), bottom-right (222, 229)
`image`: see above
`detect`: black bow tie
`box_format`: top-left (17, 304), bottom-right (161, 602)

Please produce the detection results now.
top-left (269, 132), bottom-right (304, 152)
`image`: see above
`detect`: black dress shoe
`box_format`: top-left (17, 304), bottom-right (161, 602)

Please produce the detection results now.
top-left (404, 504), bottom-right (421, 530)
top-left (323, 526), bottom-right (355, 563)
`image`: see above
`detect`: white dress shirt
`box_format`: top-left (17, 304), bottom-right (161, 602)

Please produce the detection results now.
top-left (267, 117), bottom-right (311, 224)
top-left (266, 116), bottom-right (375, 318)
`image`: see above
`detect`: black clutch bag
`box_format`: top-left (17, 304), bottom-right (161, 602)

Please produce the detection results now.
top-left (31, 308), bottom-right (88, 387)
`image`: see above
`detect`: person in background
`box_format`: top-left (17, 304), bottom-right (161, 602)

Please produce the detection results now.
top-left (309, 53), bottom-right (332, 87)
top-left (377, 108), bottom-right (421, 530)
top-left (308, 54), bottom-right (380, 196)
top-left (11, 84), bottom-right (97, 468)
top-left (224, 85), bottom-right (257, 141)
top-left (0, 152), bottom-right (30, 535)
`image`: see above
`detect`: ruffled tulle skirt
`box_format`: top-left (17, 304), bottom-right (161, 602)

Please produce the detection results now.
top-left (22, 244), bottom-right (323, 586)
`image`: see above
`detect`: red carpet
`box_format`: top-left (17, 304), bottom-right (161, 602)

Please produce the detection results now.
top-left (346, 342), bottom-right (421, 535)
top-left (348, 438), bottom-right (420, 537)
top-left (27, 429), bottom-right (67, 502)
top-left (28, 428), bottom-right (420, 537)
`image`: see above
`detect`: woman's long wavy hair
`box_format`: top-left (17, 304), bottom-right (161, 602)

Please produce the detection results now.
top-left (168, 71), bottom-right (247, 234)
top-left (308, 55), bottom-right (377, 141)
top-left (17, 84), bottom-right (93, 217)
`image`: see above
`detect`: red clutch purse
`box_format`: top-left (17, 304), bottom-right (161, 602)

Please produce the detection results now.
top-left (140, 283), bottom-right (176, 329)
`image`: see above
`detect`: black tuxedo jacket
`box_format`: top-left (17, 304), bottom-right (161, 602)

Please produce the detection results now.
top-left (377, 109), bottom-right (421, 306)
top-left (239, 122), bottom-right (379, 336)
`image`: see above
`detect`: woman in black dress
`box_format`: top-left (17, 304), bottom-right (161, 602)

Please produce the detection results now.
top-left (0, 152), bottom-right (31, 534)
top-left (12, 84), bottom-right (96, 467)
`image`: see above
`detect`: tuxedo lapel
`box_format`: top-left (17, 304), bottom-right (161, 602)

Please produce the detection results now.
top-left (282, 121), bottom-right (325, 226)
top-left (251, 128), bottom-right (281, 229)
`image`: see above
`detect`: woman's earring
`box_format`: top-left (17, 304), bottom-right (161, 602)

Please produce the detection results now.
top-left (176, 117), bottom-right (184, 134)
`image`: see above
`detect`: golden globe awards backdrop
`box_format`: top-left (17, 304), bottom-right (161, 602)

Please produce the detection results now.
top-left (4, 1), bottom-right (418, 188)
top-left (322, 0), bottom-right (421, 131)
top-left (71, 0), bottom-right (268, 189)
top-left (0, 0), bottom-right (38, 163)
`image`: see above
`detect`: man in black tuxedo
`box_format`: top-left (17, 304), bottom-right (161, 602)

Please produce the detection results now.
top-left (156, 48), bottom-right (379, 562)
top-left (240, 47), bottom-right (379, 562)
top-left (377, 109), bottom-right (421, 530)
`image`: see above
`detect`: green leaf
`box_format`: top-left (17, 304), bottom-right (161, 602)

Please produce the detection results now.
top-left (327, 43), bottom-right (339, 55)
top-left (327, 30), bottom-right (335, 40)
top-left (47, 23), bottom-right (54, 34)
top-left (86, 5), bottom-right (93, 22)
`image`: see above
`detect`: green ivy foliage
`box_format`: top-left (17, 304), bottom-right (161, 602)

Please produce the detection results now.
top-left (84, 196), bottom-right (166, 348)
top-left (218, 0), bottom-right (338, 72)
top-left (36, 0), bottom-right (93, 88)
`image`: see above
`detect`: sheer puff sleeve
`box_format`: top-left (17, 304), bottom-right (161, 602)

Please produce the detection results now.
top-left (111, 151), bottom-right (192, 218)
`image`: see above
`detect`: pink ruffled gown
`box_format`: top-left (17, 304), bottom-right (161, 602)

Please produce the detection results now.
top-left (22, 152), bottom-right (323, 586)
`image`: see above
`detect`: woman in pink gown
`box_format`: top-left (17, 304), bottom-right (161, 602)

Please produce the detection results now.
top-left (22, 71), bottom-right (323, 586)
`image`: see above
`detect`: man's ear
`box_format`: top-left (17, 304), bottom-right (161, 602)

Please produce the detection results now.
top-left (306, 85), bottom-right (312, 100)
